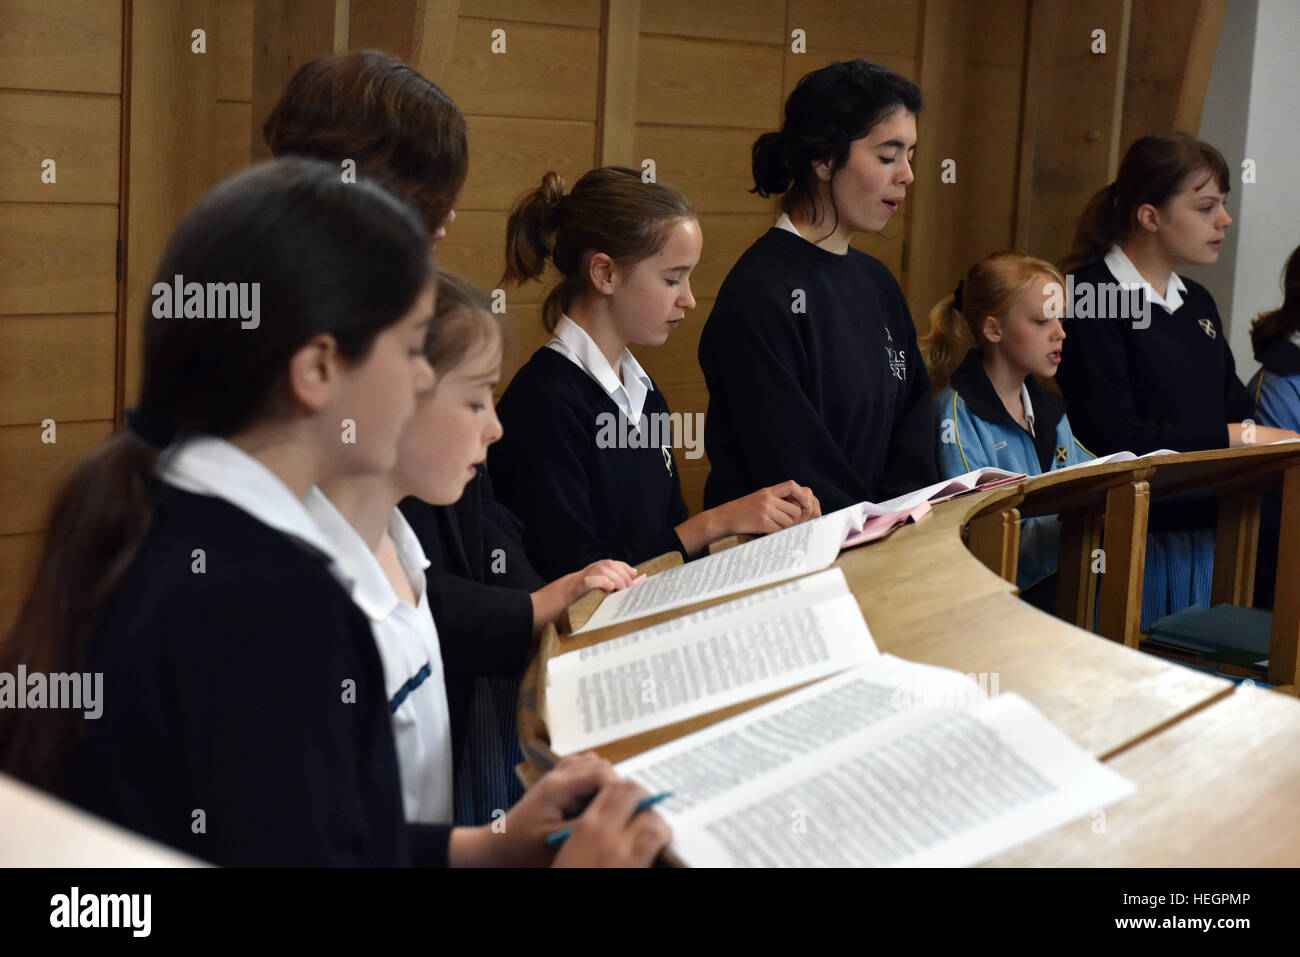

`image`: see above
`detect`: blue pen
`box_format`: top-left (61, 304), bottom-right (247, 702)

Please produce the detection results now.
top-left (545, 791), bottom-right (673, 847)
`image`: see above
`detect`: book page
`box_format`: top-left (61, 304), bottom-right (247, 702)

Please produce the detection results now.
top-left (616, 660), bottom-right (1134, 867)
top-left (546, 569), bottom-right (877, 754)
top-left (877, 468), bottom-right (1024, 512)
top-left (573, 511), bottom-right (852, 634)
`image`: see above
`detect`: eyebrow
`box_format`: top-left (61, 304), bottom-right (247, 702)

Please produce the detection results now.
top-left (875, 139), bottom-right (916, 151)
top-left (662, 265), bottom-right (693, 273)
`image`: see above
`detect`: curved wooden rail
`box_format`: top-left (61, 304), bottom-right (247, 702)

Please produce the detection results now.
top-left (517, 443), bottom-right (1300, 864)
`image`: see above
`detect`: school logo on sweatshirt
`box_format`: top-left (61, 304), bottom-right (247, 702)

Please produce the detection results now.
top-left (1055, 446), bottom-right (1069, 464)
top-left (886, 345), bottom-right (906, 381)
top-left (1198, 318), bottom-right (1217, 339)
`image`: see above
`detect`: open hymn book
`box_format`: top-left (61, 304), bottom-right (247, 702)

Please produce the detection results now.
top-left (572, 468), bottom-right (1019, 635)
top-left (875, 466), bottom-right (1025, 512)
top-left (613, 657), bottom-right (1136, 867)
top-left (547, 569), bottom-right (1134, 866)
top-left (548, 568), bottom-right (876, 754)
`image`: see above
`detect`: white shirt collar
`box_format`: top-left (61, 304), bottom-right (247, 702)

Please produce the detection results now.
top-left (1104, 244), bottom-right (1186, 313)
top-left (159, 436), bottom-right (338, 563)
top-left (1019, 383), bottom-right (1036, 437)
top-left (304, 488), bottom-right (429, 622)
top-left (775, 212), bottom-right (803, 238)
top-left (546, 313), bottom-right (655, 423)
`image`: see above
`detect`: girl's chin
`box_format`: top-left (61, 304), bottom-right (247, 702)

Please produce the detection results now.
top-left (415, 478), bottom-right (472, 507)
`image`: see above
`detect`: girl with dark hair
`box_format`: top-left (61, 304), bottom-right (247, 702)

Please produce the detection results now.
top-left (0, 159), bottom-right (669, 868)
top-left (265, 51), bottom-right (646, 829)
top-left (698, 59), bottom-right (938, 514)
top-left (1247, 243), bottom-right (1300, 429)
top-left (1055, 133), bottom-right (1297, 626)
top-left (263, 48), bottom-right (467, 245)
top-left (490, 167), bottom-right (820, 581)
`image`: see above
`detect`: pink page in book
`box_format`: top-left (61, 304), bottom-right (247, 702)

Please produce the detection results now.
top-left (841, 501), bottom-right (932, 549)
top-left (923, 470), bottom-right (1024, 506)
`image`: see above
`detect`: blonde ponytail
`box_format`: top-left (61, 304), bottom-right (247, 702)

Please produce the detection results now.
top-left (921, 293), bottom-right (975, 391)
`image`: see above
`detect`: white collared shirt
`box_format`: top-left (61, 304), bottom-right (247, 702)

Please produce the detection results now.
top-left (304, 488), bottom-right (454, 825)
top-left (159, 436), bottom-right (340, 564)
top-left (1019, 383), bottom-right (1036, 437)
top-left (547, 313), bottom-right (655, 425)
top-left (1104, 244), bottom-right (1186, 314)
top-left (775, 212), bottom-right (804, 239)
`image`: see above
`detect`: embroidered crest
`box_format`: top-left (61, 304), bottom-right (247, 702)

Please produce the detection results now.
top-left (662, 445), bottom-right (673, 475)
top-left (1055, 446), bottom-right (1069, 465)
top-left (1198, 318), bottom-right (1217, 339)
top-left (886, 345), bottom-right (906, 381)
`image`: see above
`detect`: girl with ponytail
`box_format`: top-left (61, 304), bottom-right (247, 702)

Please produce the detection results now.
top-left (1055, 132), bottom-right (1298, 627)
top-left (1055, 132), bottom-right (1293, 450)
top-left (490, 167), bottom-right (819, 580)
top-left (0, 159), bottom-right (669, 868)
top-left (0, 158), bottom-right (439, 863)
top-left (698, 59), bottom-right (938, 514)
top-left (924, 252), bottom-right (1091, 610)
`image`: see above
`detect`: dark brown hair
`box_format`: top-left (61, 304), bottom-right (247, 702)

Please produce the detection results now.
top-left (263, 49), bottom-right (468, 232)
top-left (501, 167), bottom-right (695, 333)
top-left (428, 268), bottom-right (503, 374)
top-left (922, 251), bottom-right (1065, 389)
top-left (1250, 243), bottom-right (1300, 353)
top-left (752, 59), bottom-right (922, 233)
top-left (1061, 132), bottom-right (1231, 275)
top-left (0, 158), bottom-right (432, 790)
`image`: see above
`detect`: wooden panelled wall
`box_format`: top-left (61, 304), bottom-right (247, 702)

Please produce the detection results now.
top-left (0, 0), bottom-right (122, 634)
top-left (0, 0), bottom-right (1225, 634)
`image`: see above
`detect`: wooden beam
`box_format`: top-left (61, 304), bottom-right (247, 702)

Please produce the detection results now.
top-left (905, 0), bottom-right (968, 322)
top-left (122, 0), bottom-right (217, 404)
top-left (1018, 0), bottom-right (1126, 264)
top-left (1174, 0), bottom-right (1228, 132)
top-left (1211, 489), bottom-right (1261, 607)
top-left (249, 0), bottom-right (340, 163)
top-left (1269, 465), bottom-right (1300, 687)
top-left (597, 0), bottom-right (639, 167)
top-left (1056, 510), bottom-right (1103, 629)
top-left (348, 0), bottom-right (460, 85)
top-left (969, 507), bottom-right (1021, 584)
top-left (1098, 480), bottom-right (1150, 648)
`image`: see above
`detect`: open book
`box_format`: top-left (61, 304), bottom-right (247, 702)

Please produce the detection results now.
top-left (877, 467), bottom-right (1025, 512)
top-left (840, 500), bottom-right (932, 549)
top-left (1054, 449), bottom-right (1179, 473)
top-left (614, 656), bottom-right (1136, 867)
top-left (547, 568), bottom-right (877, 754)
top-left (572, 502), bottom-right (927, 635)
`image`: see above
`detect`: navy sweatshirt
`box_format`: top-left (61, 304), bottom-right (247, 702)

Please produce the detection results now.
top-left (698, 227), bottom-right (939, 513)
top-left (398, 469), bottom-right (541, 775)
top-left (1055, 258), bottom-right (1254, 455)
top-left (489, 347), bottom-right (690, 580)
top-left (71, 483), bottom-right (450, 867)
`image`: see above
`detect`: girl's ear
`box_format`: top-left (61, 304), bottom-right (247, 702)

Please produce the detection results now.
top-left (981, 314), bottom-right (1003, 344)
top-left (286, 332), bottom-right (341, 413)
top-left (1135, 202), bottom-right (1160, 233)
top-left (811, 155), bottom-right (836, 183)
top-left (587, 252), bottom-right (618, 295)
